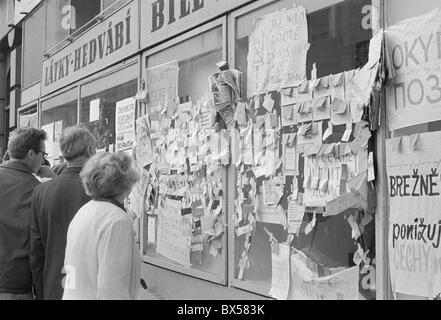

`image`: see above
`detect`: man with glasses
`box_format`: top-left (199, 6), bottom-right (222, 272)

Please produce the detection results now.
top-left (0, 127), bottom-right (48, 300)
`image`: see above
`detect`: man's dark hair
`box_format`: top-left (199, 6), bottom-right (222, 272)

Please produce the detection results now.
top-left (8, 127), bottom-right (47, 160)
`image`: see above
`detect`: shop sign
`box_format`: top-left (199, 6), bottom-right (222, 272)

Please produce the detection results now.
top-left (140, 0), bottom-right (252, 49)
top-left (41, 1), bottom-right (138, 96)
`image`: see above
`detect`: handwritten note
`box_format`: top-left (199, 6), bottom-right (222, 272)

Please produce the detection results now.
top-left (269, 243), bottom-right (291, 300)
top-left (287, 201), bottom-right (305, 234)
top-left (247, 5), bottom-right (309, 97)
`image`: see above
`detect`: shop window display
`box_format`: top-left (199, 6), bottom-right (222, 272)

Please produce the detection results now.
top-left (140, 26), bottom-right (227, 282)
top-left (80, 65), bottom-right (138, 152)
top-left (41, 88), bottom-right (78, 164)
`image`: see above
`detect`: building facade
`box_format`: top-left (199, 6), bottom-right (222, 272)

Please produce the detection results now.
top-left (0, 0), bottom-right (440, 300)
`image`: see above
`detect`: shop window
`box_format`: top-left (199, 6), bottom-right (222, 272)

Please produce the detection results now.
top-left (18, 105), bottom-right (38, 128)
top-left (22, 4), bottom-right (44, 88)
top-left (41, 88), bottom-right (78, 165)
top-left (232, 0), bottom-right (375, 300)
top-left (80, 63), bottom-right (138, 152)
top-left (141, 26), bottom-right (227, 283)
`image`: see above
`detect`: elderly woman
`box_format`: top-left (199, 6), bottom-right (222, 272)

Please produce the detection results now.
top-left (62, 151), bottom-right (141, 300)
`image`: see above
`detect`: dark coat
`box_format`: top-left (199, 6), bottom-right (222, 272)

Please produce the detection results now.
top-left (30, 166), bottom-right (90, 300)
top-left (0, 160), bottom-right (40, 294)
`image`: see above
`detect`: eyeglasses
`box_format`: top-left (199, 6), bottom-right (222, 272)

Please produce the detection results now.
top-left (35, 150), bottom-right (48, 159)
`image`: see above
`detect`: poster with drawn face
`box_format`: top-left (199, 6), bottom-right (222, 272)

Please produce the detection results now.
top-left (386, 131), bottom-right (441, 298)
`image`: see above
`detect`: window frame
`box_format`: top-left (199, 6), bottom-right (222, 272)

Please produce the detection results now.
top-left (140, 16), bottom-right (229, 286)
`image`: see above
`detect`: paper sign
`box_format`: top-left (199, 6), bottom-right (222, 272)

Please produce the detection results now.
top-left (156, 201), bottom-right (192, 268)
top-left (385, 8), bottom-right (441, 130)
top-left (289, 252), bottom-right (359, 300)
top-left (287, 201), bottom-right (305, 234)
top-left (147, 215), bottom-right (157, 245)
top-left (115, 97), bottom-right (136, 152)
top-left (89, 98), bottom-right (100, 122)
top-left (386, 131), bottom-right (441, 297)
top-left (269, 243), bottom-right (291, 300)
top-left (146, 60), bottom-right (179, 113)
top-left (247, 5), bottom-right (309, 96)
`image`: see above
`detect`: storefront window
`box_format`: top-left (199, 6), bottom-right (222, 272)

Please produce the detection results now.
top-left (41, 88), bottom-right (78, 164)
top-left (142, 26), bottom-right (227, 282)
top-left (232, 0), bottom-right (375, 299)
top-left (22, 4), bottom-right (44, 88)
top-left (80, 63), bottom-right (138, 152)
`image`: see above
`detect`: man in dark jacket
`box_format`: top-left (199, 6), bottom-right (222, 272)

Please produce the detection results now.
top-left (30, 126), bottom-right (96, 300)
top-left (0, 127), bottom-right (47, 300)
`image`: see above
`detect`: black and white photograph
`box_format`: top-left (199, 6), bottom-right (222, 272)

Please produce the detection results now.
top-left (0, 0), bottom-right (440, 309)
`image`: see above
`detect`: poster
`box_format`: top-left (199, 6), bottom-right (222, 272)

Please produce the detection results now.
top-left (19, 112), bottom-right (38, 129)
top-left (156, 199), bottom-right (192, 268)
top-left (269, 243), bottom-right (291, 300)
top-left (289, 250), bottom-right (359, 300)
top-left (115, 97), bottom-right (136, 152)
top-left (386, 131), bottom-right (441, 298)
top-left (247, 4), bottom-right (309, 97)
top-left (146, 60), bottom-right (179, 114)
top-left (385, 8), bottom-right (441, 130)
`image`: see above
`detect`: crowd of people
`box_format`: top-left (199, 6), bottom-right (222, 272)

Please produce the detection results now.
top-left (0, 126), bottom-right (143, 300)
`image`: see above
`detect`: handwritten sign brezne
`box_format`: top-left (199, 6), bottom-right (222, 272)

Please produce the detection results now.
top-left (247, 4), bottom-right (309, 97)
top-left (385, 7), bottom-right (441, 130)
top-left (386, 131), bottom-right (441, 298)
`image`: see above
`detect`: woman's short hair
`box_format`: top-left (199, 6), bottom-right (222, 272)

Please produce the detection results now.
top-left (80, 151), bottom-right (140, 200)
top-left (8, 127), bottom-right (47, 160)
top-left (60, 126), bottom-right (96, 161)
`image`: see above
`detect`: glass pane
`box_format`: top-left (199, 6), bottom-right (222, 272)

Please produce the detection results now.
top-left (23, 5), bottom-right (44, 87)
top-left (143, 27), bottom-right (226, 280)
top-left (19, 105), bottom-right (38, 128)
top-left (45, 0), bottom-right (71, 50)
top-left (41, 88), bottom-right (78, 165)
top-left (234, 0), bottom-right (375, 300)
top-left (102, 0), bottom-right (118, 10)
top-left (80, 68), bottom-right (138, 152)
